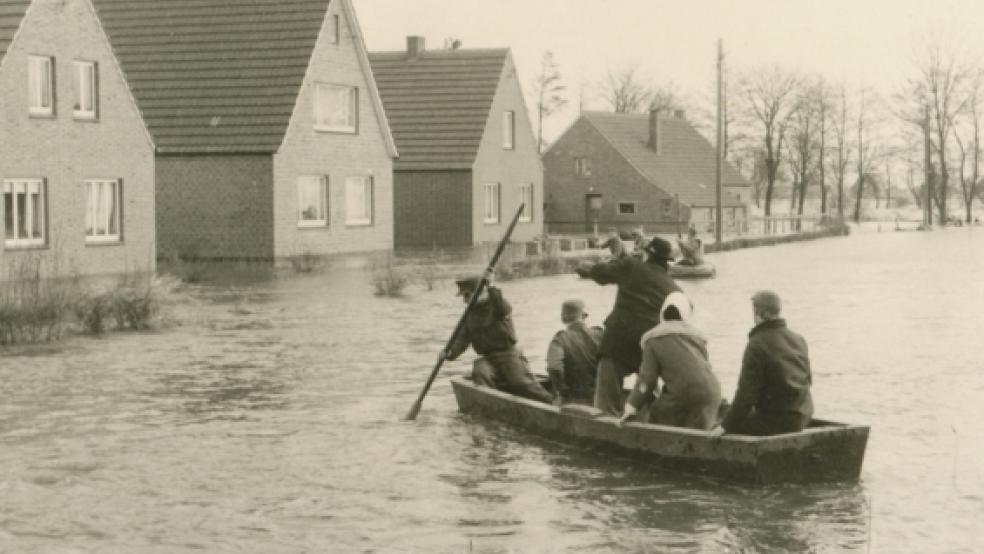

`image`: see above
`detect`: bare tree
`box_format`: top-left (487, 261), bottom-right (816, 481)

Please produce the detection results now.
top-left (953, 72), bottom-right (982, 222)
top-left (740, 66), bottom-right (800, 216)
top-left (816, 80), bottom-right (830, 216)
top-left (533, 51), bottom-right (568, 153)
top-left (600, 66), bottom-right (651, 113)
top-left (853, 89), bottom-right (884, 222)
top-left (786, 86), bottom-right (821, 217)
top-left (828, 85), bottom-right (851, 220)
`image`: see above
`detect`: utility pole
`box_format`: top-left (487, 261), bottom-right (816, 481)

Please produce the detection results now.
top-left (715, 39), bottom-right (724, 244)
top-left (923, 102), bottom-right (933, 227)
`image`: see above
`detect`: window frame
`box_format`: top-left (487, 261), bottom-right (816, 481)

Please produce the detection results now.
top-left (314, 83), bottom-right (358, 134)
top-left (574, 156), bottom-right (591, 177)
top-left (327, 14), bottom-right (341, 44)
top-left (28, 55), bottom-right (55, 117)
top-left (344, 175), bottom-right (373, 226)
top-left (73, 60), bottom-right (98, 120)
top-left (483, 183), bottom-right (501, 224)
top-left (660, 198), bottom-right (674, 217)
top-left (503, 111), bottom-right (515, 150)
top-left (518, 183), bottom-right (533, 223)
top-left (616, 201), bottom-right (636, 216)
top-left (3, 178), bottom-right (47, 249)
top-left (297, 175), bottom-right (330, 228)
top-left (84, 178), bottom-right (122, 244)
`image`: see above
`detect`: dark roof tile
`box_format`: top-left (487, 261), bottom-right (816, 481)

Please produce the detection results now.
top-left (0, 1), bottom-right (30, 63)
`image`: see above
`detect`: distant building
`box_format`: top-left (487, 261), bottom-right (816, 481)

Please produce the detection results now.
top-left (543, 110), bottom-right (749, 235)
top-left (93, 0), bottom-right (398, 260)
top-left (370, 37), bottom-right (543, 249)
top-left (0, 0), bottom-right (156, 280)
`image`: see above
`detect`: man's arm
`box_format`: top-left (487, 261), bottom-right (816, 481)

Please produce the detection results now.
top-left (721, 342), bottom-right (764, 432)
top-left (486, 286), bottom-right (512, 318)
top-left (445, 326), bottom-right (471, 361)
top-left (575, 257), bottom-right (626, 285)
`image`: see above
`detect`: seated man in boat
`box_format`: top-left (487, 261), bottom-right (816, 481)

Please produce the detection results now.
top-left (443, 274), bottom-right (553, 404)
top-left (575, 236), bottom-right (680, 416)
top-left (618, 292), bottom-right (722, 430)
top-left (545, 299), bottom-right (603, 405)
top-left (676, 226), bottom-right (704, 266)
top-left (629, 227), bottom-right (647, 258)
top-left (598, 227), bottom-right (628, 259)
top-left (710, 290), bottom-right (814, 436)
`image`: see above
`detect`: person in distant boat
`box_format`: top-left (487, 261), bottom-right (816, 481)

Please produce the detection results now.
top-left (575, 236), bottom-right (680, 416)
top-left (618, 291), bottom-right (721, 430)
top-left (677, 226), bottom-right (704, 266)
top-left (710, 290), bottom-right (814, 436)
top-left (444, 273), bottom-right (553, 404)
top-left (630, 227), bottom-right (647, 257)
top-left (546, 299), bottom-right (603, 405)
top-left (599, 227), bottom-right (627, 259)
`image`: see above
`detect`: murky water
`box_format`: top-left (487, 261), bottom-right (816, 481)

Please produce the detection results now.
top-left (1, 226), bottom-right (983, 553)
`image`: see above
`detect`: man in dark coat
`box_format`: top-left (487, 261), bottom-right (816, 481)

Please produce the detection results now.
top-left (575, 236), bottom-right (681, 415)
top-left (444, 274), bottom-right (553, 403)
top-left (711, 290), bottom-right (814, 436)
top-left (545, 299), bottom-right (603, 405)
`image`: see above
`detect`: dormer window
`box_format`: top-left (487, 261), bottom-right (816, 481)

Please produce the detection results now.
top-left (28, 56), bottom-right (54, 116)
top-left (73, 60), bottom-right (98, 120)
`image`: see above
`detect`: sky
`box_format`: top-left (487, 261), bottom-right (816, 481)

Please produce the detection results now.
top-left (355, 0), bottom-right (984, 144)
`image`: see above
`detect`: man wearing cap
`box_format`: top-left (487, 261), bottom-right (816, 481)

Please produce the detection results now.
top-left (575, 236), bottom-right (681, 416)
top-left (545, 299), bottom-right (603, 405)
top-left (444, 274), bottom-right (553, 403)
top-left (710, 290), bottom-right (814, 436)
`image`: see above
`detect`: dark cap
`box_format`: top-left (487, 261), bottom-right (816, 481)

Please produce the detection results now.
top-left (561, 299), bottom-right (587, 318)
top-left (643, 236), bottom-right (674, 261)
top-left (455, 276), bottom-right (482, 297)
top-left (751, 290), bottom-right (782, 315)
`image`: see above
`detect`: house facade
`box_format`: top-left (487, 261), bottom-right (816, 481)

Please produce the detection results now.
top-left (370, 38), bottom-right (543, 250)
top-left (0, 0), bottom-right (156, 280)
top-left (543, 110), bottom-right (748, 235)
top-left (93, 0), bottom-right (397, 260)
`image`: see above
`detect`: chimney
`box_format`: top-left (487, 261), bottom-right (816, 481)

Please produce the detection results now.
top-left (674, 109), bottom-right (686, 119)
top-left (407, 36), bottom-right (425, 58)
top-left (648, 108), bottom-right (662, 154)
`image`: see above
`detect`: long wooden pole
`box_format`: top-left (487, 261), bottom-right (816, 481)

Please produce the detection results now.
top-left (715, 39), bottom-right (724, 244)
top-left (405, 204), bottom-right (526, 420)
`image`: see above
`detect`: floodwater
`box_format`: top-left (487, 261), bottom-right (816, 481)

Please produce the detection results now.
top-left (1, 226), bottom-right (983, 553)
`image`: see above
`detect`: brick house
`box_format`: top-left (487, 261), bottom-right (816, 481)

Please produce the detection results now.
top-left (92, 0), bottom-right (398, 260)
top-left (369, 38), bottom-right (543, 250)
top-left (0, 0), bottom-right (156, 280)
top-left (543, 110), bottom-right (749, 235)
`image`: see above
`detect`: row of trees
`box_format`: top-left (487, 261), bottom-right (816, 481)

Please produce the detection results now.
top-left (532, 38), bottom-right (984, 223)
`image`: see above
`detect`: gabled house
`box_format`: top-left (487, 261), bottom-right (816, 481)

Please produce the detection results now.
top-left (543, 110), bottom-right (749, 235)
top-left (369, 37), bottom-right (542, 250)
top-left (0, 0), bottom-right (156, 280)
top-left (92, 0), bottom-right (398, 260)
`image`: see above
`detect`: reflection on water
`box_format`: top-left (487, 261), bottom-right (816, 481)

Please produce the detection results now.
top-left (1, 226), bottom-right (983, 552)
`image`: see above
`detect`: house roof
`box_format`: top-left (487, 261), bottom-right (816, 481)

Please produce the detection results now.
top-left (582, 111), bottom-right (748, 208)
top-left (0, 1), bottom-right (30, 65)
top-left (368, 47), bottom-right (508, 170)
top-left (92, 0), bottom-right (395, 156)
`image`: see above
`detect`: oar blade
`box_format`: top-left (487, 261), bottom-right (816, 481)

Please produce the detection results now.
top-left (406, 399), bottom-right (423, 421)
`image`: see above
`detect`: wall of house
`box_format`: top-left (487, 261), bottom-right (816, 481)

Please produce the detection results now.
top-left (471, 54), bottom-right (543, 245)
top-left (393, 170), bottom-right (472, 249)
top-left (543, 118), bottom-right (686, 235)
top-left (156, 155), bottom-right (273, 260)
top-left (272, 0), bottom-right (393, 258)
top-left (0, 0), bottom-right (155, 280)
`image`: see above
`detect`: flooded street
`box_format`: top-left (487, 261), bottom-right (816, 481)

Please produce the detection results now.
top-left (1, 226), bottom-right (983, 553)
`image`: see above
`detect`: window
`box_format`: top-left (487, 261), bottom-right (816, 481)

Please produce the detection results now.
top-left (518, 183), bottom-right (533, 222)
top-left (483, 183), bottom-right (500, 223)
top-left (574, 157), bottom-right (591, 177)
top-left (314, 83), bottom-right (358, 133)
top-left (73, 60), bottom-right (98, 119)
top-left (297, 175), bottom-right (329, 227)
top-left (345, 176), bottom-right (373, 225)
top-left (617, 202), bottom-right (636, 215)
top-left (326, 14), bottom-right (340, 44)
top-left (503, 111), bottom-right (515, 149)
top-left (85, 179), bottom-right (121, 243)
top-left (661, 199), bottom-right (673, 217)
top-left (28, 56), bottom-right (54, 116)
top-left (3, 179), bottom-right (45, 248)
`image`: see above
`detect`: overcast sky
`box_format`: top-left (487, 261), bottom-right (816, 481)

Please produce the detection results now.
top-left (355, 0), bottom-right (984, 143)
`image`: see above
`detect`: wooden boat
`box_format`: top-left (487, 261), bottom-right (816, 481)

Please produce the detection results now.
top-left (451, 377), bottom-right (869, 484)
top-left (669, 262), bottom-right (716, 279)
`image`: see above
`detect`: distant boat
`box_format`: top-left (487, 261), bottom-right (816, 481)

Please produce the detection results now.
top-left (451, 377), bottom-right (869, 484)
top-left (670, 262), bottom-right (716, 279)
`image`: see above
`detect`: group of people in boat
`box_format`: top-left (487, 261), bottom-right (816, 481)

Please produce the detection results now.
top-left (601, 225), bottom-right (705, 266)
top-left (442, 234), bottom-right (814, 436)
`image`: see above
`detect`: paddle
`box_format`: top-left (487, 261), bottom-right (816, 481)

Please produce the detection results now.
top-left (405, 203), bottom-right (526, 421)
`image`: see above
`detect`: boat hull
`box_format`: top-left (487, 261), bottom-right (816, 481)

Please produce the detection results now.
top-left (669, 263), bottom-right (716, 279)
top-left (451, 377), bottom-right (868, 484)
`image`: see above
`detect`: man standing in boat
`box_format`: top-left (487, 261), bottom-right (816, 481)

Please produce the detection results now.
top-left (575, 236), bottom-right (680, 416)
top-left (710, 290), bottom-right (814, 436)
top-left (545, 299), bottom-right (603, 405)
top-left (444, 274), bottom-right (553, 404)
